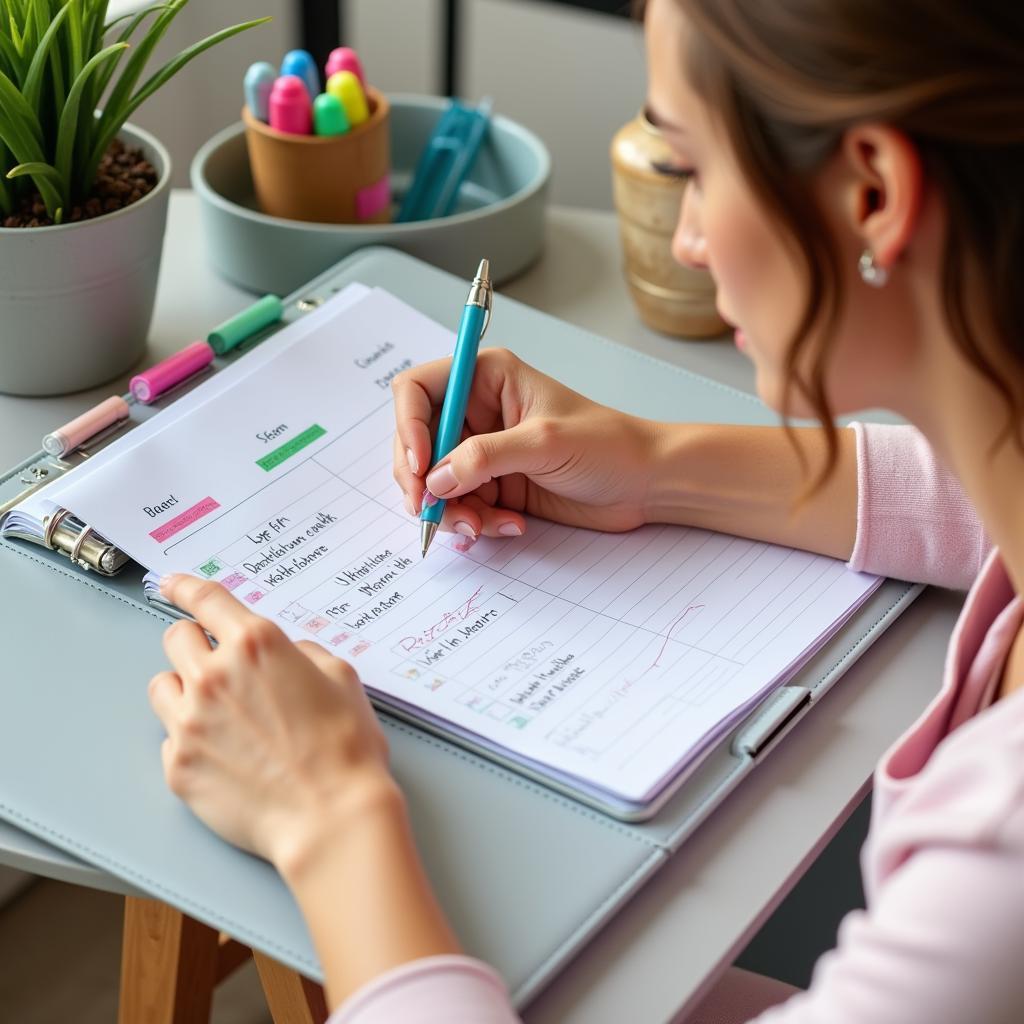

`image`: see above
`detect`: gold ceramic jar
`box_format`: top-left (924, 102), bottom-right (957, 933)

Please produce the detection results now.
top-left (610, 110), bottom-right (726, 338)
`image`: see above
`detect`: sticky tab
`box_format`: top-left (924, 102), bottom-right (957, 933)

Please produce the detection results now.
top-left (326, 70), bottom-right (369, 127)
top-left (356, 175), bottom-right (391, 220)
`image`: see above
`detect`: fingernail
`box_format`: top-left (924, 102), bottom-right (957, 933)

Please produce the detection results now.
top-left (453, 520), bottom-right (476, 539)
top-left (421, 488), bottom-right (438, 509)
top-left (425, 463), bottom-right (456, 497)
top-left (406, 447), bottom-right (420, 475)
top-left (498, 522), bottom-right (522, 537)
top-left (159, 573), bottom-right (178, 594)
top-left (404, 493), bottom-right (416, 516)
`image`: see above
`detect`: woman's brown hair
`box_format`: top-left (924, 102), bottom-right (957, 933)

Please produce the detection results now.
top-left (673, 0), bottom-right (1024, 488)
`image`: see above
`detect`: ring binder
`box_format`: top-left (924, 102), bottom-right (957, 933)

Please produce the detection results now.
top-left (0, 249), bottom-right (927, 1012)
top-left (37, 510), bottom-right (130, 576)
top-left (1, 284), bottom-right (361, 582)
top-left (42, 507), bottom-right (72, 550)
top-left (68, 525), bottom-right (95, 571)
top-left (35, 509), bottom-right (130, 576)
top-left (0, 498), bottom-right (134, 578)
top-left (0, 443), bottom-right (132, 577)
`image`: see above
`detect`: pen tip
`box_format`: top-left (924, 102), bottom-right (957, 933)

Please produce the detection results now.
top-left (420, 519), bottom-right (438, 558)
top-left (476, 258), bottom-right (490, 282)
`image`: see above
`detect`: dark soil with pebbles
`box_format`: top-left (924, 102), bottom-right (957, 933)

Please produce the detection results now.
top-left (2, 137), bottom-right (158, 229)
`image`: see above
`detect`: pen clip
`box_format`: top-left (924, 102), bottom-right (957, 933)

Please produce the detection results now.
top-left (479, 285), bottom-right (493, 342)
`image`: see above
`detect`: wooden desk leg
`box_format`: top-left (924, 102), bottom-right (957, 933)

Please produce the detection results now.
top-left (217, 932), bottom-right (253, 983)
top-left (253, 950), bottom-right (329, 1024)
top-left (118, 896), bottom-right (220, 1024)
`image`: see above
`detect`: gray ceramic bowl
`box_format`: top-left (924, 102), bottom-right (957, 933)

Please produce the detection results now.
top-left (190, 94), bottom-right (551, 295)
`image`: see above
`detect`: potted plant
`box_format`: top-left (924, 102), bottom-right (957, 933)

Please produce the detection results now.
top-left (0, 0), bottom-right (269, 396)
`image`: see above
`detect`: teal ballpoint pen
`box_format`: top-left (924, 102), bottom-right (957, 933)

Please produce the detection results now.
top-left (420, 259), bottom-right (493, 556)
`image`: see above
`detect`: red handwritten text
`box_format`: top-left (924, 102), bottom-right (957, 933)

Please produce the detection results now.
top-left (399, 585), bottom-right (485, 653)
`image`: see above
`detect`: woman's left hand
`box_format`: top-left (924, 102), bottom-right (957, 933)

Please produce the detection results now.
top-left (148, 573), bottom-right (397, 875)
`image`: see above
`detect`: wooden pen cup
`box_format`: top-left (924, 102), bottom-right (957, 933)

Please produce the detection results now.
top-left (242, 87), bottom-right (391, 224)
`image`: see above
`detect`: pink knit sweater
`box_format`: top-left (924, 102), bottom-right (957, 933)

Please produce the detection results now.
top-left (329, 422), bottom-right (1024, 1024)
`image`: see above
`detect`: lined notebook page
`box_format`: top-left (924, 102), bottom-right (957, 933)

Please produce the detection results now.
top-left (34, 287), bottom-right (880, 805)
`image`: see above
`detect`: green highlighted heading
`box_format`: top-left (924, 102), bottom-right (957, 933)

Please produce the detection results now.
top-left (257, 424), bottom-right (327, 471)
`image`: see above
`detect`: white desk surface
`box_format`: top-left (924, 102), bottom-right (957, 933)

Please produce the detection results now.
top-left (0, 189), bottom-right (963, 1023)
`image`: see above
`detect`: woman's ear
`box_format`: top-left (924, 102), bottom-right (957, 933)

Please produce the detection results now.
top-left (840, 124), bottom-right (924, 270)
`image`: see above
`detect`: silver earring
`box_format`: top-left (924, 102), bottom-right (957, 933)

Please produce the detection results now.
top-left (858, 248), bottom-right (889, 288)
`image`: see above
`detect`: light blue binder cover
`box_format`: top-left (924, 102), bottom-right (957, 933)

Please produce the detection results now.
top-left (0, 248), bottom-right (921, 1008)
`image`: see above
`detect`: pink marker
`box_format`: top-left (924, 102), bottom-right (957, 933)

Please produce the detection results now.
top-left (325, 47), bottom-right (365, 88)
top-left (42, 395), bottom-right (130, 457)
top-left (129, 340), bottom-right (214, 403)
top-left (269, 74), bottom-right (313, 134)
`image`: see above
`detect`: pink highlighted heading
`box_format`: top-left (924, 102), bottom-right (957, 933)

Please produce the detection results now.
top-left (149, 496), bottom-right (220, 543)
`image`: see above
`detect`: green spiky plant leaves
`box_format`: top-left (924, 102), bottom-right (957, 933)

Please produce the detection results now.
top-left (0, 0), bottom-right (269, 224)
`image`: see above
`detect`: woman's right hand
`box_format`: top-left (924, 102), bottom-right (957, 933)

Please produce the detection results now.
top-left (392, 348), bottom-right (660, 539)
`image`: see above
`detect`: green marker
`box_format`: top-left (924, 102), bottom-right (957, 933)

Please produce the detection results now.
top-left (207, 295), bottom-right (284, 355)
top-left (313, 92), bottom-right (350, 136)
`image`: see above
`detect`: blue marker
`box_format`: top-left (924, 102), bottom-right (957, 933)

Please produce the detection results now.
top-left (420, 259), bottom-right (493, 557)
top-left (243, 61), bottom-right (276, 122)
top-left (280, 48), bottom-right (320, 100)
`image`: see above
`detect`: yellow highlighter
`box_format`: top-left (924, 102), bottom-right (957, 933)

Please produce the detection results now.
top-left (326, 70), bottom-right (369, 127)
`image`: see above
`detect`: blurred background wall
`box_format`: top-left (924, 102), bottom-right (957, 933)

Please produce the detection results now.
top-left (109, 0), bottom-right (646, 209)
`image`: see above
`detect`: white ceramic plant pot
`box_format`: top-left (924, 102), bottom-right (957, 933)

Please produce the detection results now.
top-left (0, 122), bottom-right (170, 396)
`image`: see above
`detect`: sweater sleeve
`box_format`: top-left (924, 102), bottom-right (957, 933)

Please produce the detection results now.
top-left (846, 422), bottom-right (989, 589)
top-left (747, 832), bottom-right (1024, 1024)
top-left (327, 955), bottom-right (521, 1024)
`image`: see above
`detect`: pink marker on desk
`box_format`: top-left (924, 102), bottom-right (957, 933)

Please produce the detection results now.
top-left (325, 47), bottom-right (365, 88)
top-left (269, 74), bottom-right (313, 134)
top-left (129, 340), bottom-right (215, 403)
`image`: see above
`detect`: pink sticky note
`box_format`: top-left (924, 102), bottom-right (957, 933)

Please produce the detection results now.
top-left (355, 175), bottom-right (390, 220)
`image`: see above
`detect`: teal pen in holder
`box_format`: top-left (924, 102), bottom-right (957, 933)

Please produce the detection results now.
top-left (397, 98), bottom-right (493, 222)
top-left (420, 259), bottom-right (493, 556)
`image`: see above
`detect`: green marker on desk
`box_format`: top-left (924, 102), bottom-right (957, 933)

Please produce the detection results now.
top-left (207, 295), bottom-right (284, 355)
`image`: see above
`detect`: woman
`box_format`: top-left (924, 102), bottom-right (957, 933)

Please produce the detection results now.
top-left (148, 0), bottom-right (1024, 1020)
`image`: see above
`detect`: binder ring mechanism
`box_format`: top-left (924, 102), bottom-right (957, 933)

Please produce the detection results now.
top-left (42, 508), bottom-right (128, 576)
top-left (69, 526), bottom-right (96, 571)
top-left (42, 508), bottom-right (73, 551)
